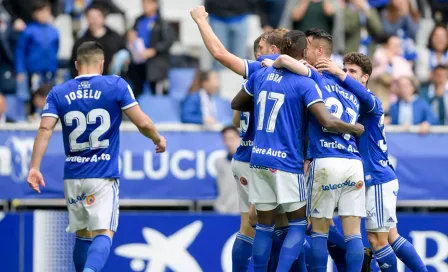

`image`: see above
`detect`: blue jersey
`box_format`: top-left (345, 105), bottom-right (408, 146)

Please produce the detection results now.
top-left (42, 74), bottom-right (137, 179)
top-left (234, 55), bottom-right (280, 163)
top-left (307, 69), bottom-right (361, 160)
top-left (340, 75), bottom-right (396, 186)
top-left (244, 67), bottom-right (323, 174)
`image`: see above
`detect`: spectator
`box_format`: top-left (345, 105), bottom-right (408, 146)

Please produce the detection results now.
top-left (381, 0), bottom-right (420, 61)
top-left (261, 0), bottom-right (286, 29)
top-left (28, 83), bottom-right (51, 122)
top-left (0, 93), bottom-right (14, 123)
top-left (214, 126), bottom-right (240, 214)
top-left (15, 1), bottom-right (59, 95)
top-left (181, 71), bottom-right (220, 125)
top-left (370, 35), bottom-right (413, 112)
top-left (205, 0), bottom-right (270, 69)
top-left (429, 0), bottom-right (448, 24)
top-left (70, 4), bottom-right (124, 78)
top-left (420, 65), bottom-right (448, 125)
top-left (343, 0), bottom-right (382, 56)
top-left (291, 0), bottom-right (335, 35)
top-left (389, 76), bottom-right (437, 134)
top-left (416, 24), bottom-right (448, 83)
top-left (0, 6), bottom-right (19, 94)
top-left (3, 0), bottom-right (59, 30)
top-left (127, 0), bottom-right (175, 97)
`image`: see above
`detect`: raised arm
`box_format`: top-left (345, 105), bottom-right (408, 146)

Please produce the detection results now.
top-left (271, 55), bottom-right (310, 76)
top-left (191, 6), bottom-right (245, 76)
top-left (28, 117), bottom-right (58, 193)
top-left (124, 105), bottom-right (166, 153)
top-left (309, 102), bottom-right (364, 136)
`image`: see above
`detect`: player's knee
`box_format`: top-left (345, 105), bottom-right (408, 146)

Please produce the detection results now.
top-left (311, 218), bottom-right (330, 233)
top-left (367, 231), bottom-right (388, 249)
top-left (92, 229), bottom-right (115, 240)
top-left (76, 228), bottom-right (93, 239)
top-left (388, 228), bottom-right (400, 244)
top-left (248, 205), bottom-right (258, 226)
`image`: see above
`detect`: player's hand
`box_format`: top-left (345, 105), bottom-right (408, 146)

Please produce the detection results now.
top-left (27, 168), bottom-right (45, 193)
top-left (315, 58), bottom-right (344, 77)
top-left (155, 136), bottom-right (167, 153)
top-left (300, 59), bottom-right (317, 71)
top-left (262, 59), bottom-right (274, 67)
top-left (354, 123), bottom-right (365, 137)
top-left (190, 6), bottom-right (208, 24)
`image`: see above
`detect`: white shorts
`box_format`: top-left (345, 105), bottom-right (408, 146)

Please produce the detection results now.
top-left (231, 159), bottom-right (251, 213)
top-left (307, 158), bottom-right (366, 219)
top-left (64, 178), bottom-right (119, 233)
top-left (250, 165), bottom-right (307, 212)
top-left (365, 179), bottom-right (399, 231)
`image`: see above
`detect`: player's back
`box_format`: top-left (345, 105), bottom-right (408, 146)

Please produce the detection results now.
top-left (43, 75), bottom-right (137, 179)
top-left (246, 67), bottom-right (322, 174)
top-left (357, 93), bottom-right (396, 186)
top-left (307, 71), bottom-right (361, 160)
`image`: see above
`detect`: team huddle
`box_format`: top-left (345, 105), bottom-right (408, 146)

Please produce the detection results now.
top-left (190, 5), bottom-right (427, 272)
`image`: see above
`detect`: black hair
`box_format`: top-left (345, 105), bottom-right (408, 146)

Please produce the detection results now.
top-left (32, 0), bottom-right (50, 12)
top-left (305, 28), bottom-right (333, 56)
top-left (221, 125), bottom-right (239, 135)
top-left (76, 41), bottom-right (105, 65)
top-left (281, 30), bottom-right (307, 59)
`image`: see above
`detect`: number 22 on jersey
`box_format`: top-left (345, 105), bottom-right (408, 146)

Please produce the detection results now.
top-left (322, 97), bottom-right (357, 140)
top-left (256, 90), bottom-right (285, 133)
top-left (64, 109), bottom-right (111, 152)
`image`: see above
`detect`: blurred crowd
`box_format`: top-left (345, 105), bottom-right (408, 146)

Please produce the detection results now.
top-left (0, 0), bottom-right (447, 130)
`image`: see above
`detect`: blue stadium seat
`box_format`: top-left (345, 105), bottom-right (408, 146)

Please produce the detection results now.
top-left (138, 94), bottom-right (181, 123)
top-left (215, 98), bottom-right (233, 126)
top-left (168, 68), bottom-right (196, 101)
top-left (5, 95), bottom-right (25, 122)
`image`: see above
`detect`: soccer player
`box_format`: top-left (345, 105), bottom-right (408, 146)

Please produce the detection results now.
top-left (26, 41), bottom-right (166, 272)
top-left (316, 53), bottom-right (428, 272)
top-left (266, 28), bottom-right (367, 272)
top-left (232, 30), bottom-right (364, 272)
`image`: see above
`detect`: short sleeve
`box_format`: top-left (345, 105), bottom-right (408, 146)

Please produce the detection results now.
top-left (41, 90), bottom-right (59, 119)
top-left (244, 59), bottom-right (262, 79)
top-left (243, 73), bottom-right (256, 96)
top-left (117, 78), bottom-right (138, 110)
top-left (302, 79), bottom-right (324, 108)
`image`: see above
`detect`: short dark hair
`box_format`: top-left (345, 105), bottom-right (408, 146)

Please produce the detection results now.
top-left (85, 3), bottom-right (108, 17)
top-left (434, 64), bottom-right (448, 72)
top-left (34, 84), bottom-right (52, 97)
top-left (32, 0), bottom-right (50, 12)
top-left (427, 24), bottom-right (448, 51)
top-left (199, 71), bottom-right (214, 85)
top-left (253, 35), bottom-right (262, 58)
top-left (343, 52), bottom-right (373, 76)
top-left (281, 30), bottom-right (307, 59)
top-left (76, 41), bottom-right (105, 65)
top-left (221, 125), bottom-right (239, 135)
top-left (305, 28), bottom-right (333, 56)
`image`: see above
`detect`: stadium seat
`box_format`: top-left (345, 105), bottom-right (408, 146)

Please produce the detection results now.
top-left (160, 0), bottom-right (203, 21)
top-left (138, 94), bottom-right (181, 123)
top-left (112, 0), bottom-right (142, 28)
top-left (54, 15), bottom-right (74, 61)
top-left (5, 95), bottom-right (25, 122)
top-left (168, 68), bottom-right (197, 101)
top-left (106, 14), bottom-right (126, 36)
top-left (215, 98), bottom-right (233, 126)
top-left (218, 70), bottom-right (244, 101)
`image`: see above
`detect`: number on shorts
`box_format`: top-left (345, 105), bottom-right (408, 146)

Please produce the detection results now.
top-left (322, 97), bottom-right (357, 140)
top-left (256, 91), bottom-right (285, 133)
top-left (64, 109), bottom-right (111, 152)
top-left (378, 114), bottom-right (388, 152)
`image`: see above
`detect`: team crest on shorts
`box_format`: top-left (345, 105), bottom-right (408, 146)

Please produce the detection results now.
top-left (269, 168), bottom-right (277, 173)
top-left (86, 195), bottom-right (95, 205)
top-left (355, 180), bottom-right (364, 189)
top-left (240, 177), bottom-right (248, 186)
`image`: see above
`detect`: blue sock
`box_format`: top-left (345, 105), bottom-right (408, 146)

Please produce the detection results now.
top-left (328, 225), bottom-right (347, 272)
top-left (291, 239), bottom-right (309, 272)
top-left (277, 218), bottom-right (307, 271)
top-left (232, 232), bottom-right (254, 272)
top-left (345, 234), bottom-right (364, 272)
top-left (310, 232), bottom-right (329, 272)
top-left (375, 245), bottom-right (398, 271)
top-left (74, 237), bottom-right (92, 272)
top-left (83, 235), bottom-right (112, 272)
top-left (392, 236), bottom-right (428, 272)
top-left (303, 239), bottom-right (311, 270)
top-left (253, 223), bottom-right (275, 272)
top-left (268, 226), bottom-right (288, 272)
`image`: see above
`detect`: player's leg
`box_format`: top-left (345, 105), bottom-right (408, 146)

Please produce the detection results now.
top-left (328, 220), bottom-right (348, 272)
top-left (276, 172), bottom-right (308, 272)
top-left (269, 208), bottom-right (289, 272)
top-left (231, 160), bottom-right (255, 272)
top-left (83, 178), bottom-right (120, 272)
top-left (339, 159), bottom-right (366, 272)
top-left (388, 228), bottom-right (428, 272)
top-left (308, 159), bottom-right (337, 272)
top-left (365, 181), bottom-right (399, 271)
top-left (250, 167), bottom-right (278, 272)
top-left (65, 179), bottom-right (91, 272)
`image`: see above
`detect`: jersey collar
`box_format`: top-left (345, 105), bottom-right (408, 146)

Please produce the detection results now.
top-left (75, 74), bottom-right (101, 79)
